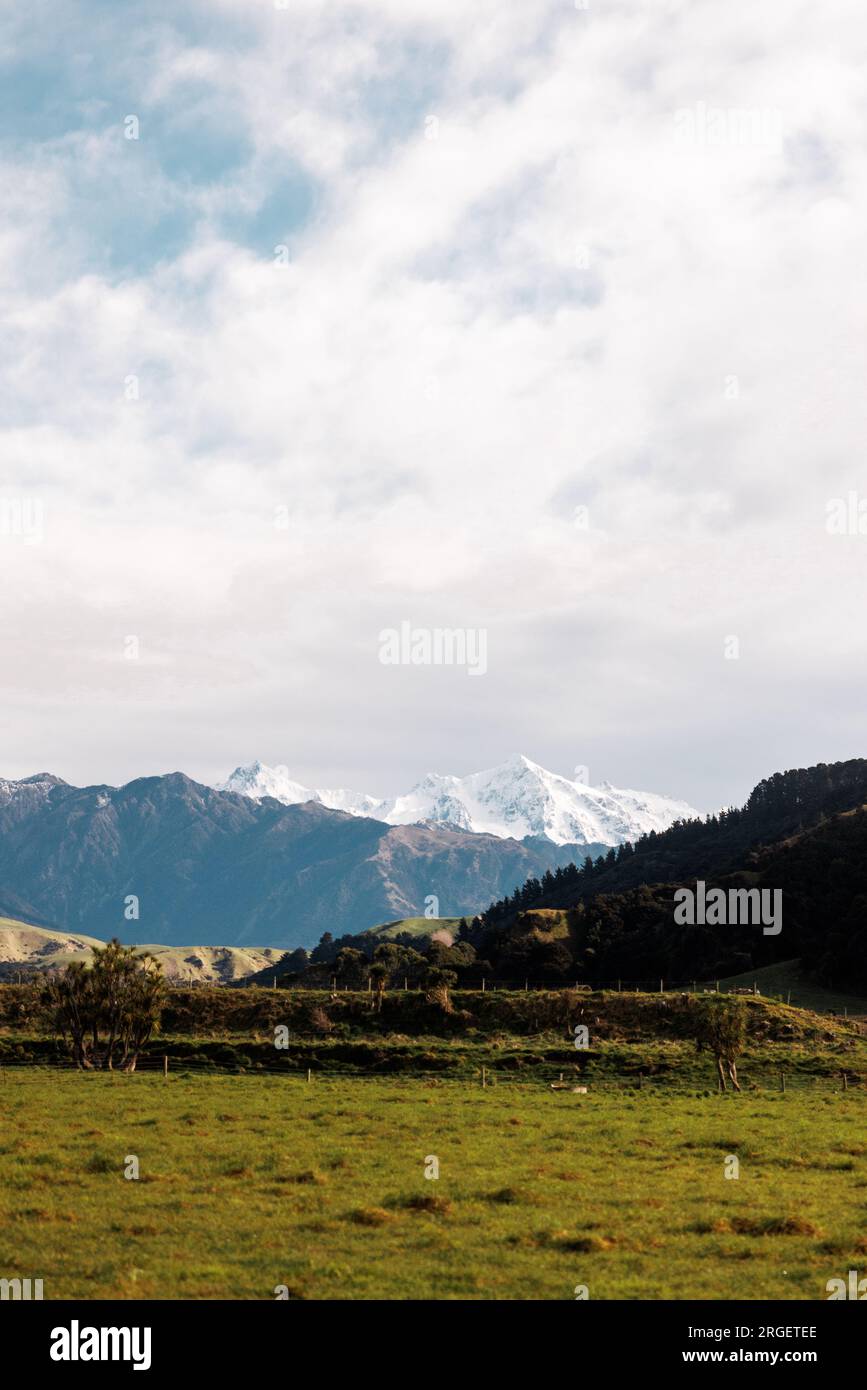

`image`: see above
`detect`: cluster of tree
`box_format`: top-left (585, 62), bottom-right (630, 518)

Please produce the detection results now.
top-left (480, 886), bottom-right (780, 985)
top-left (272, 931), bottom-right (487, 998)
top-left (480, 759), bottom-right (867, 937)
top-left (42, 939), bottom-right (165, 1070)
top-left (752, 807), bottom-right (867, 989)
top-left (464, 759), bottom-right (867, 988)
top-left (245, 759), bottom-right (867, 994)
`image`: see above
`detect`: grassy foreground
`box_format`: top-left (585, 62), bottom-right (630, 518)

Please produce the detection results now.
top-left (0, 1072), bottom-right (865, 1300)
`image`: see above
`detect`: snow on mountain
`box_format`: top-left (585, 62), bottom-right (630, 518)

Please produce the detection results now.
top-left (315, 787), bottom-right (383, 816)
top-left (216, 761), bottom-right (381, 817)
top-left (217, 755), bottom-right (700, 847)
top-left (216, 760), bottom-right (313, 805)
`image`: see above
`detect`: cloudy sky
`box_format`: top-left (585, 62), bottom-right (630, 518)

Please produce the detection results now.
top-left (1, 0), bottom-right (865, 811)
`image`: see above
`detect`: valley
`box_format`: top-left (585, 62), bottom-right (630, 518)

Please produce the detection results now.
top-left (2, 754), bottom-right (867, 1306)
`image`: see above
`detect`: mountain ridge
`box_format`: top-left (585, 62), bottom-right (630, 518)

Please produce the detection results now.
top-left (0, 771), bottom-right (592, 948)
top-left (217, 754), bottom-right (699, 847)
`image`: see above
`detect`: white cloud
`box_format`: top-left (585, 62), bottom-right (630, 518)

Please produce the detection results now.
top-left (1, 0), bottom-right (866, 806)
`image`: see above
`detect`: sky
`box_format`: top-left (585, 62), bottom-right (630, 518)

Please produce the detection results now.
top-left (1, 0), bottom-right (866, 812)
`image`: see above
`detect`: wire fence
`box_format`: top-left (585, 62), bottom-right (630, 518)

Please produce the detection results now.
top-left (0, 1052), bottom-right (862, 1092)
top-left (229, 978), bottom-right (865, 1011)
top-left (2, 975), bottom-right (864, 1022)
top-left (230, 979), bottom-right (765, 992)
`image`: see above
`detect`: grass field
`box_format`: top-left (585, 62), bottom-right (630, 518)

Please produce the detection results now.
top-left (363, 916), bottom-right (461, 941)
top-left (718, 959), bottom-right (867, 1017)
top-left (1, 1072), bottom-right (864, 1300)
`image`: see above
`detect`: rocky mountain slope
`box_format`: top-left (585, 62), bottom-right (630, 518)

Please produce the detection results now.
top-left (0, 772), bottom-right (588, 948)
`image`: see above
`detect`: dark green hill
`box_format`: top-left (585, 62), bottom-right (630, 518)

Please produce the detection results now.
top-left (474, 759), bottom-right (867, 989)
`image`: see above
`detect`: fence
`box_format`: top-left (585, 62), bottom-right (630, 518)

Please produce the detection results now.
top-left (3, 975), bottom-right (862, 1019)
top-left (0, 1052), bottom-right (861, 1093)
top-left (232, 976), bottom-right (849, 996)
top-left (248, 979), bottom-right (746, 991)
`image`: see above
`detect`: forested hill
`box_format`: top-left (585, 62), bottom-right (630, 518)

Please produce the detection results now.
top-left (239, 758), bottom-right (867, 993)
top-left (472, 759), bottom-right (867, 986)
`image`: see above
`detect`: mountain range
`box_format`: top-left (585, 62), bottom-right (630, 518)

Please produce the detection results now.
top-left (218, 754), bottom-right (698, 846)
top-left (0, 759), bottom-right (696, 950)
top-left (0, 770), bottom-right (601, 948)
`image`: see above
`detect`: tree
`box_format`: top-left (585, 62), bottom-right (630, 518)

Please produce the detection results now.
top-left (425, 940), bottom-right (476, 972)
top-left (372, 941), bottom-right (427, 987)
top-left (43, 939), bottom-right (165, 1072)
top-left (334, 947), bottom-right (366, 986)
top-left (424, 966), bottom-right (458, 1013)
top-left (692, 997), bottom-right (746, 1091)
top-left (369, 963), bottom-right (388, 1011)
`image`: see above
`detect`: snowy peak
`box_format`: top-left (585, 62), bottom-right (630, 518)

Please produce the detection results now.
top-left (219, 761), bottom-right (316, 806)
top-left (217, 757), bottom-right (700, 847)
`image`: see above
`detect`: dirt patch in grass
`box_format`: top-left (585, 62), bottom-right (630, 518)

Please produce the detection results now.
top-left (546, 1230), bottom-right (617, 1253)
top-left (702, 1215), bottom-right (823, 1237)
top-left (350, 1206), bottom-right (395, 1226)
top-left (402, 1194), bottom-right (452, 1215)
top-left (84, 1153), bottom-right (115, 1174)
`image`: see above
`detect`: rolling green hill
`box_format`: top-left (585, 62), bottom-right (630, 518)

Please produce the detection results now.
top-left (717, 959), bottom-right (867, 1016)
top-left (364, 916), bottom-right (461, 941)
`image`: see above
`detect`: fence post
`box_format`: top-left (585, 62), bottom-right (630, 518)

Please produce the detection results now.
top-left (659, 979), bottom-right (664, 993)
top-left (481, 1066), bottom-right (486, 1089)
top-left (780, 1072), bottom-right (786, 1093)
top-left (843, 1073), bottom-right (848, 1092)
top-left (404, 977), bottom-right (408, 991)
top-left (307, 1068), bottom-right (312, 1084)
top-left (163, 1055), bottom-right (168, 1079)
top-left (481, 978), bottom-right (486, 993)
top-left (715, 980), bottom-right (720, 992)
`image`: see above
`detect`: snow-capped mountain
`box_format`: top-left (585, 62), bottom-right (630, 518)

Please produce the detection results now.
top-left (219, 761), bottom-right (381, 818)
top-left (217, 755), bottom-right (700, 847)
